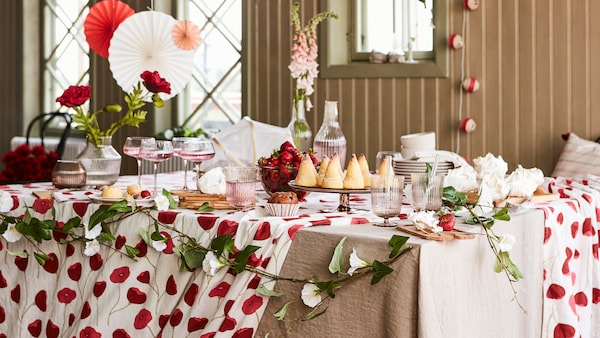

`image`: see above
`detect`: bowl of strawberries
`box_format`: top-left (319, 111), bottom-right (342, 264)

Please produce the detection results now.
top-left (258, 141), bottom-right (318, 200)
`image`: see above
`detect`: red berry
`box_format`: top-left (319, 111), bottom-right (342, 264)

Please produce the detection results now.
top-left (141, 190), bottom-right (152, 198)
top-left (279, 151), bottom-right (293, 164)
top-left (280, 141), bottom-right (297, 153)
top-left (438, 214), bottom-right (455, 231)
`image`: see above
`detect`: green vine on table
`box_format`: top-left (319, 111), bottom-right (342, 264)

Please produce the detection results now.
top-left (0, 190), bottom-right (412, 322)
top-left (442, 186), bottom-right (526, 313)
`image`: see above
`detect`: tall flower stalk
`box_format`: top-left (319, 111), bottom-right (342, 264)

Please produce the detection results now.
top-left (288, 2), bottom-right (337, 112)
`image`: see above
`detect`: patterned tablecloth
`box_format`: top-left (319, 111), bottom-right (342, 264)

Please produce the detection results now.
top-left (0, 172), bottom-right (371, 337)
top-left (0, 171), bottom-right (598, 337)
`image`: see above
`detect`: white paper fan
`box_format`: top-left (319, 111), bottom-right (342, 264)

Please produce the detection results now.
top-left (108, 11), bottom-right (195, 100)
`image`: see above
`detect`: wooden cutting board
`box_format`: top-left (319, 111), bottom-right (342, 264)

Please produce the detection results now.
top-left (171, 190), bottom-right (233, 210)
top-left (395, 222), bottom-right (475, 241)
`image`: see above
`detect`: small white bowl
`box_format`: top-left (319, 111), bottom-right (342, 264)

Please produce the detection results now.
top-left (266, 203), bottom-right (300, 217)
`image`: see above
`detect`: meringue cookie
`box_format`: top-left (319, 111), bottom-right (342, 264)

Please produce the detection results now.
top-left (505, 165), bottom-right (544, 197)
top-left (409, 211), bottom-right (442, 233)
top-left (197, 167), bottom-right (226, 194)
top-left (473, 153), bottom-right (508, 179)
top-left (444, 165), bottom-right (479, 192)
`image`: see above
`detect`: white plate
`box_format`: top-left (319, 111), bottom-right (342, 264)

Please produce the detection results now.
top-left (90, 194), bottom-right (155, 207)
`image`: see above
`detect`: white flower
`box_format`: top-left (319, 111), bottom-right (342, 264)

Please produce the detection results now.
top-left (154, 195), bottom-right (169, 211)
top-left (497, 233), bottom-right (516, 252)
top-left (301, 283), bottom-right (322, 308)
top-left (84, 223), bottom-right (102, 240)
top-left (202, 251), bottom-right (225, 276)
top-left (83, 239), bottom-right (100, 256)
top-left (151, 239), bottom-right (167, 252)
top-left (2, 224), bottom-right (22, 243)
top-left (0, 191), bottom-right (13, 212)
top-left (409, 211), bottom-right (442, 233)
top-left (348, 248), bottom-right (370, 276)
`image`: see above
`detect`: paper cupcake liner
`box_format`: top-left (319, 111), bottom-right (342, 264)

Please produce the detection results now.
top-left (266, 203), bottom-right (299, 217)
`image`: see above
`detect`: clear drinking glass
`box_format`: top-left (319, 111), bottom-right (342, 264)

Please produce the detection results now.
top-left (139, 139), bottom-right (174, 196)
top-left (171, 137), bottom-right (198, 190)
top-left (371, 174), bottom-right (405, 226)
top-left (179, 140), bottom-right (216, 190)
top-left (410, 173), bottom-right (445, 212)
top-left (123, 136), bottom-right (155, 186)
top-left (224, 166), bottom-right (258, 210)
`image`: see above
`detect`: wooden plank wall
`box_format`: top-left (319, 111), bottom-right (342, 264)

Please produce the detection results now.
top-left (247, 0), bottom-right (600, 175)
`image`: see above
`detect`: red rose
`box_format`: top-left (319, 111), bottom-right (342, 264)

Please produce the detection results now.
top-left (56, 85), bottom-right (91, 108)
top-left (141, 71), bottom-right (171, 94)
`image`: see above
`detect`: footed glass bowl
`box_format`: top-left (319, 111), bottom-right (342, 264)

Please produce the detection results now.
top-left (258, 164), bottom-right (308, 200)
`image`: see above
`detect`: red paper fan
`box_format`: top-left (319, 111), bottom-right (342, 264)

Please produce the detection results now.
top-left (172, 20), bottom-right (201, 51)
top-left (84, 0), bottom-right (134, 58)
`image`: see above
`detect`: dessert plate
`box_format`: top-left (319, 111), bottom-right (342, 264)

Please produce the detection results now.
top-left (90, 194), bottom-right (155, 207)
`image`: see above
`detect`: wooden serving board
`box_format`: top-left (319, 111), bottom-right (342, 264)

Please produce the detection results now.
top-left (395, 222), bottom-right (475, 241)
top-left (171, 190), bottom-right (233, 210)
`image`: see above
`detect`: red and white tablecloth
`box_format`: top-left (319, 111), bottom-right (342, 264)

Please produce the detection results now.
top-left (0, 173), bottom-right (370, 337)
top-left (541, 176), bottom-right (600, 338)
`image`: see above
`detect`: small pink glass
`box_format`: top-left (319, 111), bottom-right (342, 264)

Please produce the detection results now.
top-left (139, 139), bottom-right (174, 196)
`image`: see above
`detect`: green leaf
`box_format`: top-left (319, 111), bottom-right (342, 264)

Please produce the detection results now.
top-left (62, 217), bottom-right (82, 233)
top-left (138, 228), bottom-right (150, 245)
top-left (89, 205), bottom-right (118, 229)
top-left (274, 301), bottom-right (295, 321)
top-left (371, 260), bottom-right (394, 285)
top-left (34, 252), bottom-right (49, 265)
top-left (108, 200), bottom-right (129, 212)
top-left (125, 245), bottom-right (140, 258)
top-left (211, 233), bottom-right (235, 257)
top-left (181, 247), bottom-right (207, 270)
top-left (162, 189), bottom-right (178, 209)
top-left (98, 232), bottom-right (116, 242)
top-left (388, 235), bottom-right (409, 259)
top-left (7, 250), bottom-right (28, 258)
top-left (302, 306), bottom-right (328, 321)
top-left (493, 207), bottom-right (511, 221)
top-left (233, 245), bottom-right (261, 273)
top-left (256, 284), bottom-right (284, 297)
top-left (328, 236), bottom-right (347, 274)
top-left (196, 202), bottom-right (214, 212)
top-left (313, 280), bottom-right (339, 299)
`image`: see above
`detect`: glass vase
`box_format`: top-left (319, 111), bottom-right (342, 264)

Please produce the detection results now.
top-left (287, 99), bottom-right (312, 152)
top-left (76, 136), bottom-right (122, 187)
top-left (313, 100), bottom-right (347, 165)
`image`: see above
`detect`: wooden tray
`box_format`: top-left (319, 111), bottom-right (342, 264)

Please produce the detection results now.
top-left (171, 190), bottom-right (233, 210)
top-left (395, 222), bottom-right (475, 241)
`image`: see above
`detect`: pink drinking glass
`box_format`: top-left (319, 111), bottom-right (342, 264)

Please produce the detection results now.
top-left (179, 140), bottom-right (216, 190)
top-left (123, 136), bottom-right (155, 186)
top-left (139, 139), bottom-right (174, 196)
top-left (171, 137), bottom-right (198, 190)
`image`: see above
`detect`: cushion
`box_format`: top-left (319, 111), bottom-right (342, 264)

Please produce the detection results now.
top-left (552, 133), bottom-right (600, 177)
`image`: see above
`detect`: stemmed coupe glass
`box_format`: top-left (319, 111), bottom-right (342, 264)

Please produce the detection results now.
top-left (179, 139), bottom-right (216, 189)
top-left (123, 136), bottom-right (155, 186)
top-left (139, 139), bottom-right (174, 196)
top-left (171, 137), bottom-right (198, 191)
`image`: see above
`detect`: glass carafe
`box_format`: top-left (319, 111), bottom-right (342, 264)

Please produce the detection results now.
top-left (313, 100), bottom-right (347, 165)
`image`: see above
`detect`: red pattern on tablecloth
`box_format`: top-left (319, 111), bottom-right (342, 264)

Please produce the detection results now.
top-left (0, 174), bottom-right (372, 337)
top-left (542, 176), bottom-right (600, 338)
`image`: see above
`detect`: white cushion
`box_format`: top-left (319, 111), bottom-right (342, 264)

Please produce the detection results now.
top-left (552, 133), bottom-right (600, 177)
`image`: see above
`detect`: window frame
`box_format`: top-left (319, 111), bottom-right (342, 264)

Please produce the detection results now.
top-left (320, 0), bottom-right (448, 79)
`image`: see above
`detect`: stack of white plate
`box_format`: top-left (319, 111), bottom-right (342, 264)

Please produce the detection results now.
top-left (392, 160), bottom-right (454, 184)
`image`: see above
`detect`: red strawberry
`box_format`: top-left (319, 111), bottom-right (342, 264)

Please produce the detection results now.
top-left (140, 190), bottom-right (151, 198)
top-left (279, 150), bottom-right (293, 164)
top-left (279, 141), bottom-right (296, 153)
top-left (438, 213), bottom-right (455, 231)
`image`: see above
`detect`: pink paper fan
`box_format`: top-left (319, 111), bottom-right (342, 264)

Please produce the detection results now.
top-left (172, 20), bottom-right (201, 51)
top-left (84, 0), bottom-right (134, 58)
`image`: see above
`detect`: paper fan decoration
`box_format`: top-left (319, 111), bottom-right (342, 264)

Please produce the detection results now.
top-left (172, 20), bottom-right (202, 51)
top-left (108, 11), bottom-right (196, 101)
top-left (84, 0), bottom-right (134, 58)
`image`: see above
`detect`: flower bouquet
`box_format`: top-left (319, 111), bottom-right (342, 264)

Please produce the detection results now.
top-left (0, 144), bottom-right (58, 183)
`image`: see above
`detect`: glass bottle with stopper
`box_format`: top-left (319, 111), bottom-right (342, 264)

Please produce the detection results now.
top-left (313, 100), bottom-right (347, 165)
